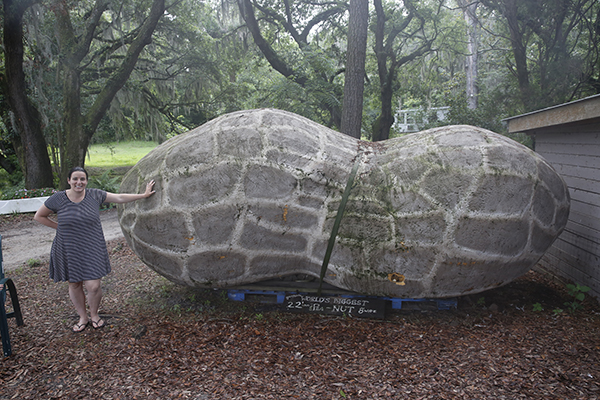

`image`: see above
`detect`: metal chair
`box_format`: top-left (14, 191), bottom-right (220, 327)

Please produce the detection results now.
top-left (1, 234), bottom-right (24, 357)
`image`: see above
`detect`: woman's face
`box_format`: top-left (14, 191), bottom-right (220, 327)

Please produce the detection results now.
top-left (68, 171), bottom-right (88, 192)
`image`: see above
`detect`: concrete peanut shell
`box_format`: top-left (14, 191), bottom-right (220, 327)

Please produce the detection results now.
top-left (118, 109), bottom-right (569, 298)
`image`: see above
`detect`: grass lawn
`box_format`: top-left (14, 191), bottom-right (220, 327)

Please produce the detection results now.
top-left (86, 140), bottom-right (158, 168)
top-left (0, 141), bottom-right (158, 197)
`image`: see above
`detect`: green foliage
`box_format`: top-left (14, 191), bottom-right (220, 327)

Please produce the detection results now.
top-left (0, 155), bottom-right (23, 188)
top-left (435, 75), bottom-right (508, 132)
top-left (1, 187), bottom-right (57, 200)
top-left (27, 259), bottom-right (42, 268)
top-left (564, 283), bottom-right (591, 313)
top-left (481, 0), bottom-right (600, 111)
top-left (105, 0), bottom-right (250, 139)
top-left (231, 0), bottom-right (347, 129)
top-left (566, 283), bottom-right (591, 300)
top-left (88, 170), bottom-right (121, 194)
top-left (5, 0), bottom-right (600, 187)
top-left (553, 308), bottom-right (564, 316)
top-left (532, 302), bottom-right (543, 312)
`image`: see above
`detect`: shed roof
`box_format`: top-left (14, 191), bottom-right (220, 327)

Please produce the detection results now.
top-left (504, 94), bottom-right (600, 134)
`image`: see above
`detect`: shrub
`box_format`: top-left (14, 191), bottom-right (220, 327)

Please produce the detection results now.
top-left (0, 187), bottom-right (58, 200)
top-left (88, 169), bottom-right (121, 193)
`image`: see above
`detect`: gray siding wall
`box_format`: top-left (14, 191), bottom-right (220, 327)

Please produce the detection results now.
top-left (533, 125), bottom-right (600, 299)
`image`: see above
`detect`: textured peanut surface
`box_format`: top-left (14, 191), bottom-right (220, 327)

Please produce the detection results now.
top-left (118, 109), bottom-right (569, 298)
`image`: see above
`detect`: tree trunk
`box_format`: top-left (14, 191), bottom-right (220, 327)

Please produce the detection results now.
top-left (373, 0), bottom-right (390, 142)
top-left (504, 0), bottom-right (533, 110)
top-left (459, 0), bottom-right (479, 110)
top-left (60, 67), bottom-right (87, 178)
top-left (373, 0), bottom-right (431, 142)
top-left (54, 0), bottom-right (165, 186)
top-left (3, 0), bottom-right (54, 189)
top-left (375, 72), bottom-right (396, 142)
top-left (372, 0), bottom-right (439, 141)
top-left (340, 0), bottom-right (369, 139)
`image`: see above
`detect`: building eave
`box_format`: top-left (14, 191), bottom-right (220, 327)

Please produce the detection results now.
top-left (503, 94), bottom-right (600, 134)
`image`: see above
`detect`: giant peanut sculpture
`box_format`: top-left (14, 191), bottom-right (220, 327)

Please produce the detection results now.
top-left (118, 108), bottom-right (569, 298)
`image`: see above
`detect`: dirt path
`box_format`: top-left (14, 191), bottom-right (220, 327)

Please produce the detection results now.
top-left (1, 207), bottom-right (123, 271)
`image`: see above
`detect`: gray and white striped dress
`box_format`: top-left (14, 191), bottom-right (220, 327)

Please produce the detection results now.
top-left (44, 188), bottom-right (111, 282)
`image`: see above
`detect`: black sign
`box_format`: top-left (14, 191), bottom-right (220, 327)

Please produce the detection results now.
top-left (283, 294), bottom-right (386, 319)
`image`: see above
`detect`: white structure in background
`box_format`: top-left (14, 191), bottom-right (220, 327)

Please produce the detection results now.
top-left (0, 197), bottom-right (50, 214)
top-left (394, 106), bottom-right (450, 133)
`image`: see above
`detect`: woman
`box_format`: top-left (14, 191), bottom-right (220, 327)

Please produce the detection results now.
top-left (34, 167), bottom-right (155, 332)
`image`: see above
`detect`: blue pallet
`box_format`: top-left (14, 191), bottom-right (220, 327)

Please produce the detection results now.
top-left (228, 289), bottom-right (288, 304)
top-left (383, 296), bottom-right (457, 310)
top-left (227, 289), bottom-right (457, 310)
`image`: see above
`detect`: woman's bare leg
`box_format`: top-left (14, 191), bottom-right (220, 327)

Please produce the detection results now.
top-left (85, 279), bottom-right (104, 328)
top-left (68, 281), bottom-right (89, 331)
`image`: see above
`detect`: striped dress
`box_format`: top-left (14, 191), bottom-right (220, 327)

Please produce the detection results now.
top-left (44, 188), bottom-right (111, 282)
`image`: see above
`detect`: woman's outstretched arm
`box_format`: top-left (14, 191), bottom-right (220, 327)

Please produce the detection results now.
top-left (104, 180), bottom-right (155, 204)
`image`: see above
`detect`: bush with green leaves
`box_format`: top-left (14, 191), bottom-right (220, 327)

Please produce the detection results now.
top-left (0, 187), bottom-right (57, 200)
top-left (88, 170), bottom-right (121, 193)
top-left (564, 283), bottom-right (591, 313)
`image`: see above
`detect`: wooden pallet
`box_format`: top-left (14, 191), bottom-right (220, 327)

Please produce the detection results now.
top-left (226, 279), bottom-right (457, 311)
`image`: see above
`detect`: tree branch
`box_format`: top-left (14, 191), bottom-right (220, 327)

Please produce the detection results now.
top-left (53, 0), bottom-right (110, 68)
top-left (238, 0), bottom-right (306, 85)
top-left (83, 0), bottom-right (166, 138)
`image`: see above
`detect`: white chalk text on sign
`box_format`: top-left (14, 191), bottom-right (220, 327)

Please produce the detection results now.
top-left (284, 294), bottom-right (386, 319)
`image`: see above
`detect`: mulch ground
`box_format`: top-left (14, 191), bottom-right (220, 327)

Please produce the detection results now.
top-left (1, 234), bottom-right (599, 399)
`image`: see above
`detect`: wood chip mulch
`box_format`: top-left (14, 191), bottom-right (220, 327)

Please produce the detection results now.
top-left (1, 237), bottom-right (599, 399)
